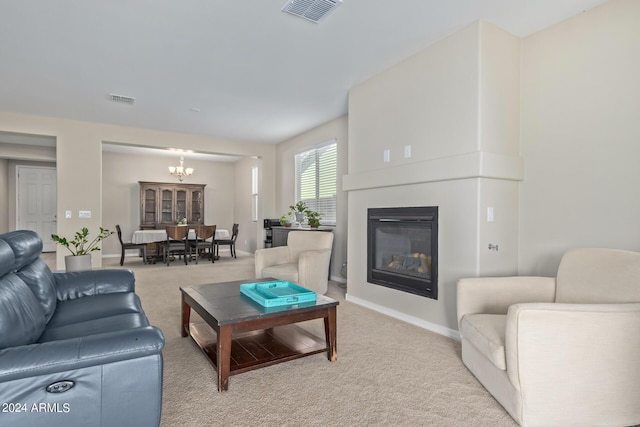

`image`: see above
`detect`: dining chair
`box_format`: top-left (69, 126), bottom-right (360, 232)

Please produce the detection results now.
top-left (116, 224), bottom-right (147, 266)
top-left (189, 225), bottom-right (216, 264)
top-left (164, 225), bottom-right (189, 266)
top-left (215, 223), bottom-right (239, 259)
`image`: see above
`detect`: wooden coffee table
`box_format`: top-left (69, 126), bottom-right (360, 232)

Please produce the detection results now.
top-left (180, 278), bottom-right (339, 391)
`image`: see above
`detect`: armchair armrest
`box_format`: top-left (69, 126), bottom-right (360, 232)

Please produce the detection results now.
top-left (457, 276), bottom-right (556, 329)
top-left (53, 269), bottom-right (135, 301)
top-left (255, 246), bottom-right (289, 278)
top-left (504, 303), bottom-right (640, 422)
top-left (298, 249), bottom-right (332, 294)
top-left (0, 326), bottom-right (164, 383)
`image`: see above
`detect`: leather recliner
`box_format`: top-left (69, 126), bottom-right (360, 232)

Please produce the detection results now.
top-left (0, 230), bottom-right (165, 427)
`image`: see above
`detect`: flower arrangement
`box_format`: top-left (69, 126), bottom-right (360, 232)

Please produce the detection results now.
top-left (51, 227), bottom-right (114, 256)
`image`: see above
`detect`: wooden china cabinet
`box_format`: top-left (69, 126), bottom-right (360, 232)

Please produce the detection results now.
top-left (139, 181), bottom-right (206, 229)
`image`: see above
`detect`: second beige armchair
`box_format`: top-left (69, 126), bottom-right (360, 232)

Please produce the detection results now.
top-left (254, 231), bottom-right (334, 294)
top-left (457, 248), bottom-right (640, 426)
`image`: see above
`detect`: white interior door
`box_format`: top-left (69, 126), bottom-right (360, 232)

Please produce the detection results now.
top-left (17, 166), bottom-right (57, 252)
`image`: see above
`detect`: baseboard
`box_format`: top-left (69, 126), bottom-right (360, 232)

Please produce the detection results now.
top-left (345, 294), bottom-right (461, 341)
top-left (330, 275), bottom-right (346, 284)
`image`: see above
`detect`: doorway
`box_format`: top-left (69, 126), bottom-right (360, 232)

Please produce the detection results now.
top-left (17, 165), bottom-right (57, 252)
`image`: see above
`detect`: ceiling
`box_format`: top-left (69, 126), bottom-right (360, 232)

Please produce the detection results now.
top-left (0, 0), bottom-right (608, 145)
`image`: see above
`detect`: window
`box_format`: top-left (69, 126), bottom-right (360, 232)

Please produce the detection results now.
top-left (251, 166), bottom-right (259, 222)
top-left (294, 139), bottom-right (337, 225)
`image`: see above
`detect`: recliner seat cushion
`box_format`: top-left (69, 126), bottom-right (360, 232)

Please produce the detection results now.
top-left (38, 313), bottom-right (149, 343)
top-left (460, 313), bottom-right (507, 370)
top-left (46, 292), bottom-right (144, 328)
top-left (0, 274), bottom-right (46, 348)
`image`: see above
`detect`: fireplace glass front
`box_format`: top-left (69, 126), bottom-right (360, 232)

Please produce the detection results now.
top-left (367, 206), bottom-right (438, 299)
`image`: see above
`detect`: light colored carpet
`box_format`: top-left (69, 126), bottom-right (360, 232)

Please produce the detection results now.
top-left (90, 252), bottom-right (515, 426)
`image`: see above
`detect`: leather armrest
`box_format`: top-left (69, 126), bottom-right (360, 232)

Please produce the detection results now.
top-left (0, 326), bottom-right (164, 383)
top-left (457, 276), bottom-right (556, 331)
top-left (255, 246), bottom-right (289, 278)
top-left (54, 269), bottom-right (135, 300)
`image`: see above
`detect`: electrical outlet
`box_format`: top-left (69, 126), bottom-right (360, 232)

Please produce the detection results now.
top-left (65, 210), bottom-right (72, 219)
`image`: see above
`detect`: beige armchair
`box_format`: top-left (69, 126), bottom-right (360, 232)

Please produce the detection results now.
top-left (457, 248), bottom-right (640, 427)
top-left (255, 231), bottom-right (334, 294)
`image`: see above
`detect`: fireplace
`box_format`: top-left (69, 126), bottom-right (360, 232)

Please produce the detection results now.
top-left (367, 207), bottom-right (438, 299)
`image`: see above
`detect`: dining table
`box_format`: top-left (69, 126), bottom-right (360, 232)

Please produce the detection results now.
top-left (132, 228), bottom-right (231, 263)
top-left (132, 228), bottom-right (230, 244)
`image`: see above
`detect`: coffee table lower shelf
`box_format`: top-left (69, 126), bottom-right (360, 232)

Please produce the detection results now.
top-left (188, 321), bottom-right (329, 376)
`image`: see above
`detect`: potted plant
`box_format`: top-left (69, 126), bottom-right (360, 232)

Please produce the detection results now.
top-left (305, 210), bottom-right (322, 228)
top-left (51, 227), bottom-right (114, 272)
top-left (289, 201), bottom-right (308, 224)
top-left (279, 212), bottom-right (293, 227)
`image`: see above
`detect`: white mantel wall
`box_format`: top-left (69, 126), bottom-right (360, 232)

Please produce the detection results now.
top-left (346, 21), bottom-right (521, 335)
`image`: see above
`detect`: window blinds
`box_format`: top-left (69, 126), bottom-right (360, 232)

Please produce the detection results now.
top-left (294, 139), bottom-right (337, 225)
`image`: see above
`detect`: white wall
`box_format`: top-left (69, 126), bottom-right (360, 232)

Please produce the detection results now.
top-left (0, 159), bottom-right (8, 232)
top-left (234, 156), bottom-right (261, 254)
top-left (346, 21), bottom-right (521, 334)
top-left (101, 151), bottom-right (236, 257)
top-left (519, 0), bottom-right (640, 275)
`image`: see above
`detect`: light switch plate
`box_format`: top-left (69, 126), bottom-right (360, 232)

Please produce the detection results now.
top-left (487, 207), bottom-right (494, 222)
top-left (79, 210), bottom-right (91, 219)
top-left (383, 149), bottom-right (390, 162)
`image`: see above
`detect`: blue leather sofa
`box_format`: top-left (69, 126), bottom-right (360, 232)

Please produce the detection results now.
top-left (0, 230), bottom-right (165, 427)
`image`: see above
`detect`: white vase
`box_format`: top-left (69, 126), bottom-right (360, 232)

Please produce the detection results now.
top-left (294, 212), bottom-right (305, 223)
top-left (65, 254), bottom-right (92, 272)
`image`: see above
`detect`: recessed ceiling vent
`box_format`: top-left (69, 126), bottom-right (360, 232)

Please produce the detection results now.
top-left (108, 93), bottom-right (135, 105)
top-left (282, 0), bottom-right (342, 23)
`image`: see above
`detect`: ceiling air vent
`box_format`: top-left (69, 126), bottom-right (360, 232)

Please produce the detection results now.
top-left (282, 0), bottom-right (342, 24)
top-left (108, 93), bottom-right (135, 105)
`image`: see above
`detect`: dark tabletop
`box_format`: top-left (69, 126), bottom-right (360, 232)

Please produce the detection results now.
top-left (181, 278), bottom-right (339, 325)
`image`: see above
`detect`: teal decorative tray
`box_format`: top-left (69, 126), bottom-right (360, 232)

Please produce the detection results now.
top-left (240, 280), bottom-right (316, 307)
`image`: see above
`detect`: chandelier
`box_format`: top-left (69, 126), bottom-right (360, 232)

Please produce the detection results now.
top-left (168, 156), bottom-right (194, 182)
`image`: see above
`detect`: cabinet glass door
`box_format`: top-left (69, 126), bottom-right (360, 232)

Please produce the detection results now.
top-left (160, 188), bottom-right (174, 224)
top-left (191, 189), bottom-right (203, 224)
top-left (176, 189), bottom-right (187, 222)
top-left (144, 188), bottom-right (157, 225)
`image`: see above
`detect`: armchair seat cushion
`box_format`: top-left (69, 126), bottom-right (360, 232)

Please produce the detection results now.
top-left (262, 263), bottom-right (298, 284)
top-left (460, 314), bottom-right (506, 370)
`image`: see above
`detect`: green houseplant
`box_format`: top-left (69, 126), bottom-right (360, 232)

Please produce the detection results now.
top-left (51, 227), bottom-right (114, 271)
top-left (279, 212), bottom-right (293, 227)
top-left (305, 210), bottom-right (322, 228)
top-left (289, 201), bottom-right (308, 224)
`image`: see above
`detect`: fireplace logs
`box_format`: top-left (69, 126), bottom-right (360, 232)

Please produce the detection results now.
top-left (385, 253), bottom-right (431, 277)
